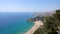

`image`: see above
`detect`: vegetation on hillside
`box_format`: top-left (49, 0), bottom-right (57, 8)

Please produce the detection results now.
top-left (33, 10), bottom-right (60, 34)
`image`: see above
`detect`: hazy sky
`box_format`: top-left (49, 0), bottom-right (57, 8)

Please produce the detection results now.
top-left (0, 0), bottom-right (60, 12)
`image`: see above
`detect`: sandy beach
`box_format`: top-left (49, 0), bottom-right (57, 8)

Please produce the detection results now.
top-left (25, 21), bottom-right (43, 34)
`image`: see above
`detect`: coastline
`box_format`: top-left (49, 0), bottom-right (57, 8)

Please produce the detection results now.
top-left (24, 21), bottom-right (43, 34)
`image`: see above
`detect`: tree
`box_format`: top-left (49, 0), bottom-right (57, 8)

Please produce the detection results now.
top-left (44, 10), bottom-right (60, 34)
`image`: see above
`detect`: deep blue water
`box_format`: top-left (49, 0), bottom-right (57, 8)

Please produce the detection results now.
top-left (0, 12), bottom-right (34, 34)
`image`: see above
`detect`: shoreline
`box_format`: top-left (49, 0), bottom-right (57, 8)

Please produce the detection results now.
top-left (24, 21), bottom-right (43, 34)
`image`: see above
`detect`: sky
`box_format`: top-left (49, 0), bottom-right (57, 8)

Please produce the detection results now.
top-left (0, 0), bottom-right (60, 12)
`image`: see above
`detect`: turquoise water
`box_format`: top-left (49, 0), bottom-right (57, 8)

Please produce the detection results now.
top-left (0, 12), bottom-right (34, 34)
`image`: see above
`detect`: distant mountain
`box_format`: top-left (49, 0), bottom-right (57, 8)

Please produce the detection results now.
top-left (27, 11), bottom-right (55, 22)
top-left (32, 11), bottom-right (55, 17)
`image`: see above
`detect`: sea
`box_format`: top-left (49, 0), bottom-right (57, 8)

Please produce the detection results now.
top-left (0, 12), bottom-right (34, 34)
